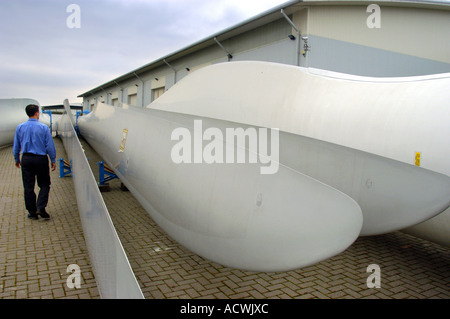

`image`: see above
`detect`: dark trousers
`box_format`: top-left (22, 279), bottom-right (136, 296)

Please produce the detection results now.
top-left (21, 153), bottom-right (51, 213)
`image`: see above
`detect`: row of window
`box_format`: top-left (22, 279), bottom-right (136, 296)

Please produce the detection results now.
top-left (93, 86), bottom-right (166, 108)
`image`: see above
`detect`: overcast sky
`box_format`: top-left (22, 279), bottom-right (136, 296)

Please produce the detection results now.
top-left (0, 0), bottom-right (288, 106)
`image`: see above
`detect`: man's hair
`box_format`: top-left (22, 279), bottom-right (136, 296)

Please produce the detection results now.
top-left (25, 104), bottom-right (40, 117)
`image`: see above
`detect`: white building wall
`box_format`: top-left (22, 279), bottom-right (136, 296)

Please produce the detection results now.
top-left (298, 5), bottom-right (450, 76)
top-left (82, 3), bottom-right (450, 109)
top-left (308, 5), bottom-right (450, 64)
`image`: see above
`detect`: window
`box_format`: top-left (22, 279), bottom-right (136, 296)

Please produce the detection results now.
top-left (152, 87), bottom-right (165, 101)
top-left (127, 85), bottom-right (138, 106)
top-left (151, 77), bottom-right (166, 102)
top-left (128, 94), bottom-right (137, 106)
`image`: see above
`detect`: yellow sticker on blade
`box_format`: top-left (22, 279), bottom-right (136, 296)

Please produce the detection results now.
top-left (415, 152), bottom-right (421, 167)
top-left (119, 129), bottom-right (128, 152)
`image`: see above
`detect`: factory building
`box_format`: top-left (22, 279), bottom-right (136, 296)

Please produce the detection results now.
top-left (79, 0), bottom-right (450, 110)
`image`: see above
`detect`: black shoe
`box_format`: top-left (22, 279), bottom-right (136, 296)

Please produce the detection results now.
top-left (37, 209), bottom-right (50, 219)
top-left (28, 212), bottom-right (39, 220)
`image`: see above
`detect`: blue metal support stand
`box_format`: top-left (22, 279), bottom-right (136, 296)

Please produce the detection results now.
top-left (97, 161), bottom-right (128, 192)
top-left (97, 161), bottom-right (118, 192)
top-left (59, 158), bottom-right (72, 178)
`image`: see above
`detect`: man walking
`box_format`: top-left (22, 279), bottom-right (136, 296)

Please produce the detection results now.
top-left (13, 104), bottom-right (56, 220)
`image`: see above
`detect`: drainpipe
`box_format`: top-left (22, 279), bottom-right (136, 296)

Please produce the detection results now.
top-left (164, 59), bottom-right (177, 84)
top-left (89, 92), bottom-right (96, 111)
top-left (133, 72), bottom-right (145, 107)
top-left (101, 88), bottom-right (107, 104)
top-left (113, 81), bottom-right (123, 106)
top-left (281, 9), bottom-right (301, 66)
top-left (214, 37), bottom-right (233, 61)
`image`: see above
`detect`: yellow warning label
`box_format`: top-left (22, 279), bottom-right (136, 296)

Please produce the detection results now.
top-left (119, 129), bottom-right (128, 152)
top-left (415, 152), bottom-right (421, 167)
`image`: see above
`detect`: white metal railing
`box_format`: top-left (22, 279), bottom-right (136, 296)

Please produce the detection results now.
top-left (58, 99), bottom-right (144, 299)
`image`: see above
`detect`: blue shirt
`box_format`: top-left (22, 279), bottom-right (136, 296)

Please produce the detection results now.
top-left (13, 119), bottom-right (56, 163)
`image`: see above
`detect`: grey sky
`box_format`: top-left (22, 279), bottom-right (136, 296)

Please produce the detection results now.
top-left (0, 0), bottom-right (288, 106)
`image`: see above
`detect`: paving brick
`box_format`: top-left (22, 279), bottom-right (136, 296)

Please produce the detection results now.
top-left (0, 140), bottom-right (100, 299)
top-left (1, 139), bottom-right (449, 300)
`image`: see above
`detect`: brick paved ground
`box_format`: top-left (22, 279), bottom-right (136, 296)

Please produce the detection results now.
top-left (1, 137), bottom-right (449, 299)
top-left (0, 138), bottom-right (99, 299)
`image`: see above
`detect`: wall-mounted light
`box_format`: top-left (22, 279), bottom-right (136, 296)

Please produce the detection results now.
top-left (288, 34), bottom-right (296, 40)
